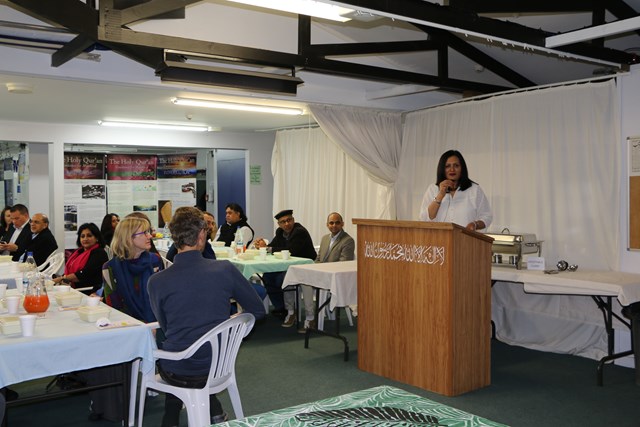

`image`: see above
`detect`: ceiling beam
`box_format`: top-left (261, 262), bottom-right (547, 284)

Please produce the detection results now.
top-left (3, 0), bottom-right (98, 37)
top-left (302, 57), bottom-right (512, 94)
top-left (330, 0), bottom-right (636, 66)
top-left (51, 34), bottom-right (94, 67)
top-left (546, 16), bottom-right (640, 48)
top-left (117, 0), bottom-right (196, 25)
top-left (306, 40), bottom-right (442, 56)
top-left (447, 0), bottom-right (599, 13)
top-left (425, 27), bottom-right (536, 88)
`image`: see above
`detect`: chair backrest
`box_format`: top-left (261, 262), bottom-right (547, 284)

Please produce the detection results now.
top-left (161, 256), bottom-right (173, 268)
top-left (39, 251), bottom-right (65, 276)
top-left (158, 313), bottom-right (255, 389)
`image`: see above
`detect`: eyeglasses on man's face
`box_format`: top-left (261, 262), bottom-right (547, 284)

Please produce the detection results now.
top-left (278, 217), bottom-right (294, 225)
top-left (132, 229), bottom-right (152, 238)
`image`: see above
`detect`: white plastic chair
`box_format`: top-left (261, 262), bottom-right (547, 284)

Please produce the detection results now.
top-left (137, 313), bottom-right (255, 427)
top-left (160, 256), bottom-right (173, 268)
top-left (38, 250), bottom-right (65, 276)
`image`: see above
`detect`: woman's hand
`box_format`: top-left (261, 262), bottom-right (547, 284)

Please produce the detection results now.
top-left (438, 180), bottom-right (455, 194)
top-left (466, 220), bottom-right (484, 231)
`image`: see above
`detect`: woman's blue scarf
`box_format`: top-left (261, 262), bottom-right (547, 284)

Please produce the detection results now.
top-left (108, 251), bottom-right (157, 322)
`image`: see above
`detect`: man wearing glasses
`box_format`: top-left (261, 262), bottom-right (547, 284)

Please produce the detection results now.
top-left (254, 209), bottom-right (316, 326)
top-left (19, 213), bottom-right (58, 266)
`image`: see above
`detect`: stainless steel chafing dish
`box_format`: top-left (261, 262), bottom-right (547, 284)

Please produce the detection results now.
top-left (483, 228), bottom-right (542, 269)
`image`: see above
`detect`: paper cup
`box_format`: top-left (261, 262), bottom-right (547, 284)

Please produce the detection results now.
top-left (86, 296), bottom-right (101, 307)
top-left (281, 250), bottom-right (290, 260)
top-left (14, 277), bottom-right (24, 294)
top-left (0, 283), bottom-right (6, 299)
top-left (5, 295), bottom-right (21, 314)
top-left (55, 285), bottom-right (70, 293)
top-left (19, 314), bottom-right (36, 337)
top-left (259, 251), bottom-right (267, 261)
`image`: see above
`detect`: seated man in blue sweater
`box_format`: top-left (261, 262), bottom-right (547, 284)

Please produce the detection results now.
top-left (147, 207), bottom-right (266, 427)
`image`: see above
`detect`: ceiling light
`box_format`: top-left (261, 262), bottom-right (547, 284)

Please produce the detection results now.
top-left (227, 0), bottom-right (353, 22)
top-left (546, 16), bottom-right (640, 48)
top-left (98, 120), bottom-right (212, 132)
top-left (6, 83), bottom-right (34, 94)
top-left (172, 98), bottom-right (304, 116)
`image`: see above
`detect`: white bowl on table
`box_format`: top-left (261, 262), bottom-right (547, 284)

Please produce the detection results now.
top-left (0, 316), bottom-right (21, 334)
top-left (54, 292), bottom-right (83, 307)
top-left (77, 306), bottom-right (110, 322)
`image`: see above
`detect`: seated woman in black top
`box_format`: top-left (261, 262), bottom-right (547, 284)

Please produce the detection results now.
top-left (52, 223), bottom-right (109, 293)
top-left (100, 213), bottom-right (119, 246)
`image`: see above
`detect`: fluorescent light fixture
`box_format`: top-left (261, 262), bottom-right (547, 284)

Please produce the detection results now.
top-left (98, 120), bottom-right (211, 132)
top-left (227, 0), bottom-right (353, 22)
top-left (172, 98), bottom-right (304, 116)
top-left (546, 16), bottom-right (640, 48)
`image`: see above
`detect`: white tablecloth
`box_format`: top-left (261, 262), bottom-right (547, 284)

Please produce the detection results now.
top-left (0, 290), bottom-right (156, 388)
top-left (492, 268), bottom-right (640, 306)
top-left (228, 255), bottom-right (314, 279)
top-left (282, 260), bottom-right (357, 310)
top-left (0, 262), bottom-right (25, 290)
top-left (491, 267), bottom-right (640, 361)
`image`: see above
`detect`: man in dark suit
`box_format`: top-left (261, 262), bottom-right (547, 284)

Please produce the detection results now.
top-left (0, 204), bottom-right (32, 261)
top-left (298, 212), bottom-right (355, 332)
top-left (21, 213), bottom-right (58, 266)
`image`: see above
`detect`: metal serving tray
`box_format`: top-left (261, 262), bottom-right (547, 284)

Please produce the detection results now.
top-left (483, 230), bottom-right (542, 269)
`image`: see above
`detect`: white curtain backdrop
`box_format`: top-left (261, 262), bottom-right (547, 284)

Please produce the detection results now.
top-left (271, 127), bottom-right (393, 246)
top-left (396, 79), bottom-right (621, 360)
top-left (397, 80), bottom-right (620, 271)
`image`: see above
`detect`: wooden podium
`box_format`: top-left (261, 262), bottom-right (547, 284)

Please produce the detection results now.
top-left (353, 219), bottom-right (493, 396)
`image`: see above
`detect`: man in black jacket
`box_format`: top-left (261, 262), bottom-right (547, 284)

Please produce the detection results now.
top-left (0, 204), bottom-right (32, 261)
top-left (255, 209), bottom-right (316, 326)
top-left (21, 213), bottom-right (58, 266)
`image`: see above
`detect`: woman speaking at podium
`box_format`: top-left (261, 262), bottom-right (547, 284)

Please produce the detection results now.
top-left (419, 150), bottom-right (492, 232)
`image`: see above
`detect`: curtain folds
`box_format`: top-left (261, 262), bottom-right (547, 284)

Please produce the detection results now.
top-left (309, 104), bottom-right (403, 186)
top-left (397, 79), bottom-right (620, 271)
top-left (271, 128), bottom-right (393, 246)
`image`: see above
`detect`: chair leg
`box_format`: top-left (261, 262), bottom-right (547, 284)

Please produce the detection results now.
top-left (129, 360), bottom-right (140, 427)
top-left (184, 391), bottom-right (210, 427)
top-left (344, 306), bottom-right (354, 326)
top-left (137, 381), bottom-right (148, 427)
top-left (226, 382), bottom-right (244, 420)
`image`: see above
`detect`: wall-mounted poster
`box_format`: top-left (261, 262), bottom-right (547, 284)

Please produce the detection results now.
top-left (106, 155), bottom-right (158, 224)
top-left (157, 154), bottom-right (197, 228)
top-left (63, 153), bottom-right (107, 249)
top-left (106, 154), bottom-right (157, 180)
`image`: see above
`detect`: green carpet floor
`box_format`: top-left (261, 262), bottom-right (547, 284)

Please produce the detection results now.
top-left (7, 314), bottom-right (640, 426)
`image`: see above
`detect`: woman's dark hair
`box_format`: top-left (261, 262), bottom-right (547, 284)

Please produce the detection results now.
top-left (0, 206), bottom-right (11, 230)
top-left (100, 213), bottom-right (119, 235)
top-left (435, 150), bottom-right (475, 191)
top-left (76, 223), bottom-right (105, 248)
top-left (225, 202), bottom-right (248, 222)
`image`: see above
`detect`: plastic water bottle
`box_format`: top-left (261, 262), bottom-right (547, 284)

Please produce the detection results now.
top-left (25, 252), bottom-right (37, 271)
top-left (235, 231), bottom-right (244, 256)
top-left (22, 252), bottom-right (37, 295)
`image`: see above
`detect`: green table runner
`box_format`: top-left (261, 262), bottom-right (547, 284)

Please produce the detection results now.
top-left (221, 385), bottom-right (507, 426)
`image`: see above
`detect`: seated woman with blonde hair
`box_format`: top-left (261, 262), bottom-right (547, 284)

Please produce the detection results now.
top-left (102, 216), bottom-right (163, 323)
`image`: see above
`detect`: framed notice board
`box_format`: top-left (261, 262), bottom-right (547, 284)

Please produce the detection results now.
top-left (630, 136), bottom-right (640, 250)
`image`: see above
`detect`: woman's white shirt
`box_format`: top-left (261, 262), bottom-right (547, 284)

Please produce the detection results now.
top-left (419, 182), bottom-right (493, 228)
